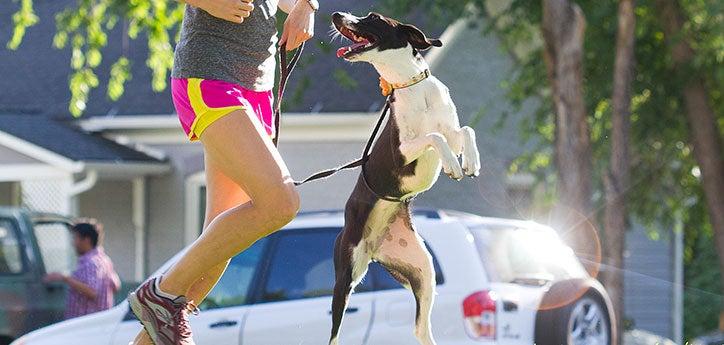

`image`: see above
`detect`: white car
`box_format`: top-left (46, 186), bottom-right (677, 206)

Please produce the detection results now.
top-left (12, 209), bottom-right (614, 345)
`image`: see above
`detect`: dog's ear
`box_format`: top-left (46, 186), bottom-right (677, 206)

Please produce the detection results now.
top-left (399, 24), bottom-right (443, 50)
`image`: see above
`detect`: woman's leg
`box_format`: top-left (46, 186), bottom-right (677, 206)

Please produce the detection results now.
top-left (185, 156), bottom-right (252, 300)
top-left (133, 155), bottom-right (251, 344)
top-left (158, 107), bottom-right (300, 296)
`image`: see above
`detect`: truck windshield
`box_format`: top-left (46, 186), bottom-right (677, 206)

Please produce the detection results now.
top-left (0, 218), bottom-right (24, 274)
top-left (468, 225), bottom-right (587, 285)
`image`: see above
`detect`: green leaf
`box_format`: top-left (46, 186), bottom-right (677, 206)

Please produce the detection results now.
top-left (108, 57), bottom-right (132, 101)
top-left (7, 0), bottom-right (39, 50)
top-left (87, 48), bottom-right (102, 68)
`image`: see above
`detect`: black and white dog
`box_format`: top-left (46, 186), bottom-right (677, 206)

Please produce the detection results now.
top-left (329, 12), bottom-right (481, 345)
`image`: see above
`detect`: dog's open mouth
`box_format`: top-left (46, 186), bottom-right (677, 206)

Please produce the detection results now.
top-left (334, 24), bottom-right (377, 58)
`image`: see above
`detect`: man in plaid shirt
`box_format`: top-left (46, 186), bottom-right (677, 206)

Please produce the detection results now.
top-left (44, 220), bottom-right (121, 319)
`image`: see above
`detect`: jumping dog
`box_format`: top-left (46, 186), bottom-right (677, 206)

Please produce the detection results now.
top-left (329, 12), bottom-right (481, 345)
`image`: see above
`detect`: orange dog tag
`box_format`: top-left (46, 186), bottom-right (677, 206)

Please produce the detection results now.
top-left (379, 77), bottom-right (393, 96)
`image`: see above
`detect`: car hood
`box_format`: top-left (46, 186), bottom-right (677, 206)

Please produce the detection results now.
top-left (13, 304), bottom-right (126, 345)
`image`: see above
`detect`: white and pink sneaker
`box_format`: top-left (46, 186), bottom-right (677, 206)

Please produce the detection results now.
top-left (128, 277), bottom-right (199, 345)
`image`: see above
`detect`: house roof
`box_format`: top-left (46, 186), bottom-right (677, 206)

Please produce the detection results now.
top-left (0, 114), bottom-right (163, 163)
top-left (0, 1), bottom-right (446, 118)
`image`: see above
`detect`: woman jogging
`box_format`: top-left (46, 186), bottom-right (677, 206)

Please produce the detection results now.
top-left (129, 0), bottom-right (317, 344)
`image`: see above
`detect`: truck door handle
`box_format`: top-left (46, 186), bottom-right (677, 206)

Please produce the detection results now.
top-left (328, 307), bottom-right (359, 315)
top-left (209, 320), bottom-right (238, 328)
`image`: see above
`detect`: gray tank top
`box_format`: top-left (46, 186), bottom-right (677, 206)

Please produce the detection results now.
top-left (171, 0), bottom-right (279, 91)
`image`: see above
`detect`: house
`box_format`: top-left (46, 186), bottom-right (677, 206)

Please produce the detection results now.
top-left (0, 0), bottom-right (675, 339)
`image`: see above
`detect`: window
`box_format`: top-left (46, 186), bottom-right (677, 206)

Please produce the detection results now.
top-left (33, 222), bottom-right (76, 275)
top-left (0, 218), bottom-right (23, 274)
top-left (200, 237), bottom-right (269, 310)
top-left (261, 229), bottom-right (372, 302)
top-left (371, 243), bottom-right (445, 291)
top-left (470, 226), bottom-right (587, 284)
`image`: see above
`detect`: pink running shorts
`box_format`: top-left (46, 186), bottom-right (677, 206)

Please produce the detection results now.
top-left (171, 78), bottom-right (274, 141)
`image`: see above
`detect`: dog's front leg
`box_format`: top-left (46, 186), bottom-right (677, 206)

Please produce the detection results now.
top-left (400, 133), bottom-right (463, 180)
top-left (454, 126), bottom-right (480, 177)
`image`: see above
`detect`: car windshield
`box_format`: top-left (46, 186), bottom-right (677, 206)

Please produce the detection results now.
top-left (469, 225), bottom-right (587, 285)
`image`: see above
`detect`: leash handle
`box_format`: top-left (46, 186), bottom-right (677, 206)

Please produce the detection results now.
top-left (273, 42), bottom-right (305, 147)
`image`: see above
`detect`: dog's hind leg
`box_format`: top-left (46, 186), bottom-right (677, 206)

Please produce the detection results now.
top-left (330, 234), bottom-right (370, 345)
top-left (375, 210), bottom-right (437, 345)
top-left (329, 267), bottom-right (353, 345)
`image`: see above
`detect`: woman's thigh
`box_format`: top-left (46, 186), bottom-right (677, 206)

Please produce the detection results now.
top-left (203, 154), bottom-right (251, 227)
top-left (200, 107), bottom-right (294, 201)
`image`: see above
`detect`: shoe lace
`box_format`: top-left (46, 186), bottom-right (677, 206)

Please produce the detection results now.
top-left (172, 300), bottom-right (199, 339)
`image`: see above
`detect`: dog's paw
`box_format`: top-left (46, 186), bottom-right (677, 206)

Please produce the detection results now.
top-left (463, 166), bottom-right (480, 177)
top-left (462, 151), bottom-right (481, 178)
top-left (462, 159), bottom-right (480, 177)
top-left (444, 162), bottom-right (464, 181)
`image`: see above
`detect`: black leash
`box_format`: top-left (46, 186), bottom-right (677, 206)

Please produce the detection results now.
top-left (273, 42), bottom-right (305, 147)
top-left (274, 43), bottom-right (405, 202)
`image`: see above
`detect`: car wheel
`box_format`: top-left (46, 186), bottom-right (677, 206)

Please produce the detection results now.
top-left (535, 293), bottom-right (612, 345)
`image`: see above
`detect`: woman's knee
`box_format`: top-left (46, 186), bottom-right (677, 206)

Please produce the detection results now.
top-left (258, 181), bottom-right (300, 230)
top-left (273, 182), bottom-right (301, 224)
top-left (219, 182), bottom-right (299, 238)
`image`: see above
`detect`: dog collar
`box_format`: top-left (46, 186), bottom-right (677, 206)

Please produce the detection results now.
top-left (379, 69), bottom-right (431, 96)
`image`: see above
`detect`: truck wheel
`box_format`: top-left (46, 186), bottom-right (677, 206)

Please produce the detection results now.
top-left (535, 294), bottom-right (611, 345)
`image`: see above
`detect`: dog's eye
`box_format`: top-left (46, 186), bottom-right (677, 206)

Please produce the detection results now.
top-left (368, 12), bottom-right (380, 19)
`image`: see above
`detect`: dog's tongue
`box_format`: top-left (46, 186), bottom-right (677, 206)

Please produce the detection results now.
top-left (336, 40), bottom-right (370, 58)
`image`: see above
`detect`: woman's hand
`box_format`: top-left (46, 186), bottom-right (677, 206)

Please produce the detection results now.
top-left (186, 0), bottom-right (255, 24)
top-left (277, 0), bottom-right (296, 14)
top-left (279, 0), bottom-right (315, 51)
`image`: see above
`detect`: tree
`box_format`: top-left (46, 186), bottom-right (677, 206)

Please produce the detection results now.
top-left (540, 0), bottom-right (598, 277)
top-left (657, 0), bottom-right (724, 328)
top-left (603, 0), bottom-right (635, 336)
